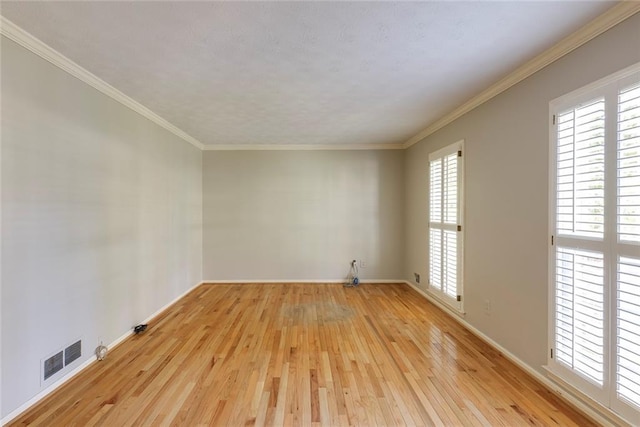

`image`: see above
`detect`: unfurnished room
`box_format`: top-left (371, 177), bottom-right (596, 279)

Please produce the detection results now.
top-left (1, 1), bottom-right (639, 426)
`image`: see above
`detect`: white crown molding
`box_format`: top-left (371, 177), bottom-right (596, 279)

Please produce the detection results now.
top-left (402, 2), bottom-right (640, 149)
top-left (202, 143), bottom-right (403, 151)
top-left (0, 16), bottom-right (205, 151)
top-left (0, 15), bottom-right (401, 153)
top-left (3, 3), bottom-right (638, 153)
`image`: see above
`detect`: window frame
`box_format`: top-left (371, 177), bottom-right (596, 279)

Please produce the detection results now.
top-left (428, 140), bottom-right (465, 313)
top-left (548, 61), bottom-right (640, 423)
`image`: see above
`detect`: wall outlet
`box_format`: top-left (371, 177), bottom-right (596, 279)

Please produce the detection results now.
top-left (414, 273), bottom-right (420, 283)
top-left (360, 260), bottom-right (366, 268)
top-left (484, 299), bottom-right (491, 316)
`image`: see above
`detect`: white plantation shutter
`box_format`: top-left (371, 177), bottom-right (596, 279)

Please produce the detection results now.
top-left (554, 248), bottom-right (604, 386)
top-left (444, 154), bottom-right (458, 224)
top-left (430, 158), bottom-right (443, 292)
top-left (614, 81), bottom-right (640, 419)
top-left (550, 64), bottom-right (640, 421)
top-left (556, 99), bottom-right (605, 239)
top-left (553, 98), bottom-right (607, 387)
top-left (616, 256), bottom-right (640, 407)
top-left (429, 142), bottom-right (463, 310)
top-left (430, 158), bottom-right (442, 223)
top-left (429, 228), bottom-right (442, 291)
top-left (618, 83), bottom-right (640, 243)
top-left (443, 230), bottom-right (458, 298)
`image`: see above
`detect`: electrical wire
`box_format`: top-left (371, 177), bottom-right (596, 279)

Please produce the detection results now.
top-left (344, 260), bottom-right (360, 287)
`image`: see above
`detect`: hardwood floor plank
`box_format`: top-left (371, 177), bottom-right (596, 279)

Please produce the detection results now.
top-left (8, 283), bottom-right (600, 426)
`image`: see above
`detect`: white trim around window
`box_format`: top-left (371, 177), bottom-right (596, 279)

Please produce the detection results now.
top-left (428, 140), bottom-right (465, 313)
top-left (548, 61), bottom-right (640, 425)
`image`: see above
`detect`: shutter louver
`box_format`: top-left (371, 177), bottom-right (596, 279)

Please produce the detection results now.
top-left (617, 256), bottom-right (640, 407)
top-left (618, 84), bottom-right (640, 243)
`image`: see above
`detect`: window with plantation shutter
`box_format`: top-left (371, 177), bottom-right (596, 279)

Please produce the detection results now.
top-left (554, 247), bottom-right (604, 386)
top-left (549, 63), bottom-right (640, 423)
top-left (429, 141), bottom-right (463, 311)
top-left (615, 81), bottom-right (640, 417)
top-left (555, 99), bottom-right (605, 239)
top-left (618, 83), bottom-right (640, 243)
top-left (617, 256), bottom-right (640, 408)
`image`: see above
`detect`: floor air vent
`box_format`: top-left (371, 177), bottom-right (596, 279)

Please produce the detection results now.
top-left (44, 351), bottom-right (64, 380)
top-left (65, 340), bottom-right (81, 366)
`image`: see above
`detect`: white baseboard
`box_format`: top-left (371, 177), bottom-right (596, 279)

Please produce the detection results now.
top-left (352, 279), bottom-right (405, 284)
top-left (402, 280), bottom-right (629, 427)
top-left (1, 281), bottom-right (203, 426)
top-left (201, 279), bottom-right (405, 284)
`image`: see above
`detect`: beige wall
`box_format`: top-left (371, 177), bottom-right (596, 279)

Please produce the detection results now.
top-left (1, 37), bottom-right (203, 417)
top-left (203, 150), bottom-right (404, 281)
top-left (404, 13), bottom-right (640, 373)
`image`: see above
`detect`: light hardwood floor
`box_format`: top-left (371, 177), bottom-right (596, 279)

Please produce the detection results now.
top-left (10, 283), bottom-right (597, 426)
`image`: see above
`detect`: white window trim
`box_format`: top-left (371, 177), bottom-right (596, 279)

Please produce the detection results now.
top-left (547, 61), bottom-right (640, 425)
top-left (428, 140), bottom-right (465, 313)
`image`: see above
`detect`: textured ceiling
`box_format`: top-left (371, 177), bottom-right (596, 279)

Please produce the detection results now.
top-left (0, 1), bottom-right (615, 147)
